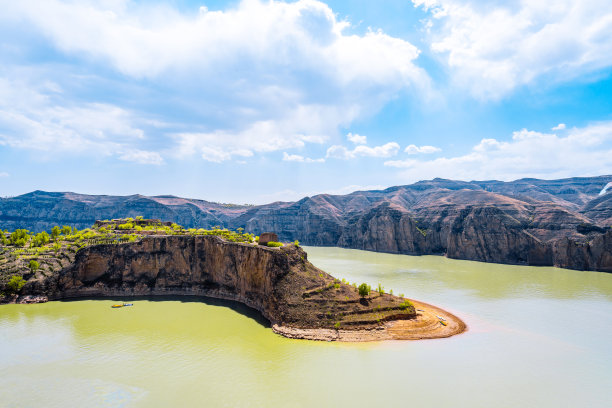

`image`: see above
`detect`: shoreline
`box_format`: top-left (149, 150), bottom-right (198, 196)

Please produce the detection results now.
top-left (6, 294), bottom-right (466, 342)
top-left (273, 299), bottom-right (467, 342)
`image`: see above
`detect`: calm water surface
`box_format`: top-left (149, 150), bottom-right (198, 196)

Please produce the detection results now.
top-left (1, 247), bottom-right (611, 407)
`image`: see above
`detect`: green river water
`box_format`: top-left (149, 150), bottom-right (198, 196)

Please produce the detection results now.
top-left (1, 247), bottom-right (611, 408)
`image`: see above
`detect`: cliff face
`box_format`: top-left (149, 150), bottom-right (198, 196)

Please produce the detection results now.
top-left (3, 175), bottom-right (612, 272)
top-left (22, 235), bottom-right (417, 329)
top-left (30, 236), bottom-right (294, 323)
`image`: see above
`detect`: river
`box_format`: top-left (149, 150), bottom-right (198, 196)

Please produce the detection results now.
top-left (1, 247), bottom-right (611, 407)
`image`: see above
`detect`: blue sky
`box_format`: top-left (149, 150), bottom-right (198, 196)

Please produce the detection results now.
top-left (1, 0), bottom-right (611, 203)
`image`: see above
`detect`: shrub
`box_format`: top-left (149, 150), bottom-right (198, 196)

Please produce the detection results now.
top-left (293, 240), bottom-right (299, 247)
top-left (31, 231), bottom-right (50, 247)
top-left (135, 216), bottom-right (144, 220)
top-left (117, 222), bottom-right (133, 230)
top-left (51, 226), bottom-right (60, 240)
top-left (266, 241), bottom-right (284, 247)
top-left (29, 260), bottom-right (39, 273)
top-left (358, 283), bottom-right (371, 298)
top-left (399, 300), bottom-right (414, 311)
top-left (9, 229), bottom-right (30, 246)
top-left (61, 226), bottom-right (72, 235)
top-left (5, 275), bottom-right (26, 294)
top-left (377, 283), bottom-right (384, 295)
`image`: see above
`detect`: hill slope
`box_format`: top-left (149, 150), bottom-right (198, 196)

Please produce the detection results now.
top-left (1, 176), bottom-right (611, 271)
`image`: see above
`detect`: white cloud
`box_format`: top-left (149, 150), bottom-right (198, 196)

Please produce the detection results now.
top-left (405, 144), bottom-right (441, 154)
top-left (0, 172), bottom-right (8, 178)
top-left (552, 123), bottom-right (567, 131)
top-left (119, 150), bottom-right (164, 165)
top-left (0, 78), bottom-right (159, 163)
top-left (347, 132), bottom-right (367, 144)
top-left (414, 0), bottom-right (612, 99)
top-left (326, 142), bottom-right (400, 159)
top-left (385, 121), bottom-right (612, 180)
top-left (1, 0), bottom-right (431, 162)
top-left (282, 152), bottom-right (324, 163)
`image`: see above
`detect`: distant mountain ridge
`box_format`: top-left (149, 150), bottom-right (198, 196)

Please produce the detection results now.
top-left (2, 176), bottom-right (611, 272)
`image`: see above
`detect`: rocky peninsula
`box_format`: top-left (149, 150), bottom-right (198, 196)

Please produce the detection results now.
top-left (0, 219), bottom-right (465, 341)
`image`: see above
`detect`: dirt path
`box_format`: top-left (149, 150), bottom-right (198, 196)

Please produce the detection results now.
top-left (272, 299), bottom-right (467, 342)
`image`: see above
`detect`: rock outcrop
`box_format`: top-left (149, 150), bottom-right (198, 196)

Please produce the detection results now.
top-left (2, 175), bottom-right (611, 272)
top-left (20, 234), bottom-right (423, 334)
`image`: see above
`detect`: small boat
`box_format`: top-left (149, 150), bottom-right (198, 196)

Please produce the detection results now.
top-left (111, 304), bottom-right (123, 308)
top-left (122, 303), bottom-right (134, 307)
top-left (436, 315), bottom-right (446, 321)
top-left (439, 320), bottom-right (447, 326)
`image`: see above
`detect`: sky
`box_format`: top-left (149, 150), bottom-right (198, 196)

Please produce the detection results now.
top-left (1, 0), bottom-right (611, 204)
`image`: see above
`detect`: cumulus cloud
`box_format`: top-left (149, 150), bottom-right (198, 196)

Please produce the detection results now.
top-left (347, 132), bottom-right (367, 144)
top-left (404, 144), bottom-right (441, 154)
top-left (385, 122), bottom-right (612, 180)
top-left (414, 0), bottom-right (612, 99)
top-left (282, 152), bottom-right (324, 163)
top-left (0, 78), bottom-right (160, 163)
top-left (552, 123), bottom-right (567, 131)
top-left (0, 0), bottom-right (430, 162)
top-left (327, 142), bottom-right (400, 159)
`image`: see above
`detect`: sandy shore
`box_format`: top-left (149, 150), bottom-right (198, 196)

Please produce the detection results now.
top-left (273, 299), bottom-right (466, 342)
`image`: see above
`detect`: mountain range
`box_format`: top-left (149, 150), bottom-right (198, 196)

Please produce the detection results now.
top-left (2, 176), bottom-right (611, 272)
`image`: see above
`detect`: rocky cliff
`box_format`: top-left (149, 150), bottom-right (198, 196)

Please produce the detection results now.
top-left (2, 176), bottom-right (611, 271)
top-left (19, 233), bottom-right (418, 332)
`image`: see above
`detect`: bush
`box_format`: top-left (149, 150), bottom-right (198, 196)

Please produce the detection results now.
top-left (9, 229), bottom-right (30, 246)
top-left (29, 260), bottom-right (39, 273)
top-left (117, 222), bottom-right (133, 230)
top-left (399, 300), bottom-right (414, 311)
top-left (31, 231), bottom-right (50, 247)
top-left (377, 283), bottom-right (384, 295)
top-left (293, 240), bottom-right (300, 247)
top-left (5, 275), bottom-right (26, 294)
top-left (61, 226), bottom-right (72, 235)
top-left (358, 283), bottom-right (371, 297)
top-left (266, 241), bottom-right (284, 247)
top-left (51, 226), bottom-right (60, 240)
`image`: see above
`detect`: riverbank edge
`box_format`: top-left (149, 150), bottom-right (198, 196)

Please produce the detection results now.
top-left (3, 292), bottom-right (466, 342)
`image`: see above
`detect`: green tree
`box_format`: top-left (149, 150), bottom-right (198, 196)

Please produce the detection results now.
top-left (61, 226), bottom-right (72, 235)
top-left (6, 275), bottom-right (26, 294)
top-left (31, 231), bottom-right (50, 247)
top-left (358, 283), bottom-right (371, 298)
top-left (29, 260), bottom-right (39, 273)
top-left (9, 229), bottom-right (30, 246)
top-left (377, 283), bottom-right (384, 295)
top-left (51, 226), bottom-right (61, 241)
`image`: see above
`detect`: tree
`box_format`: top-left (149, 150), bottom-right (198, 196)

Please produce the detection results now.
top-left (31, 231), bottom-right (50, 247)
top-left (29, 260), bottom-right (39, 273)
top-left (9, 229), bottom-right (30, 246)
top-left (61, 226), bottom-right (72, 235)
top-left (51, 226), bottom-right (61, 241)
top-left (6, 275), bottom-right (26, 294)
top-left (358, 283), bottom-right (371, 298)
top-left (377, 283), bottom-right (384, 295)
